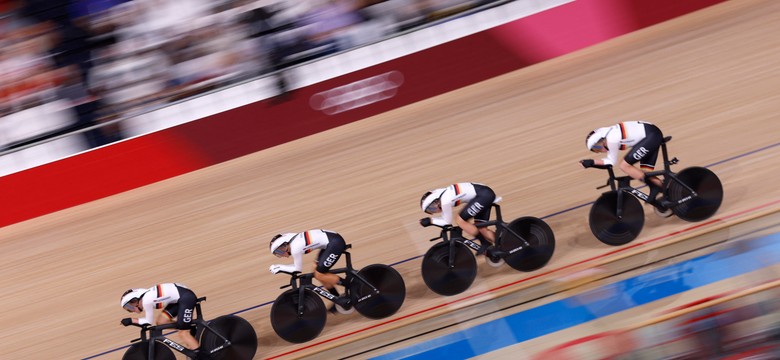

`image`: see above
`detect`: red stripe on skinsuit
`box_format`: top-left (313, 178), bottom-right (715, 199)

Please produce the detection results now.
top-left (619, 123), bottom-right (627, 150)
top-left (155, 285), bottom-right (163, 309)
top-left (304, 231), bottom-right (312, 254)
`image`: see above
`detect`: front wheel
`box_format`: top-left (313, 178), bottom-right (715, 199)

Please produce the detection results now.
top-left (121, 341), bottom-right (175, 360)
top-left (501, 217), bottom-right (556, 272)
top-left (421, 241), bottom-right (477, 296)
top-left (667, 167), bottom-right (723, 222)
top-left (199, 315), bottom-right (258, 360)
top-left (352, 264), bottom-right (406, 319)
top-left (589, 190), bottom-right (644, 246)
top-left (270, 288), bottom-right (326, 343)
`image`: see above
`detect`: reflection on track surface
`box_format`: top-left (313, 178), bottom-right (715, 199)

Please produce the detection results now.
top-left (371, 227), bottom-right (780, 359)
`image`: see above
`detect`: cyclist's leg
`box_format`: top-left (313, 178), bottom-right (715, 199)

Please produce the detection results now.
top-left (458, 188), bottom-right (496, 254)
top-left (624, 126), bottom-right (663, 186)
top-left (314, 234), bottom-right (351, 309)
top-left (313, 233), bottom-right (346, 290)
top-left (625, 128), bottom-right (668, 210)
top-left (462, 186), bottom-right (496, 242)
top-left (171, 287), bottom-right (199, 349)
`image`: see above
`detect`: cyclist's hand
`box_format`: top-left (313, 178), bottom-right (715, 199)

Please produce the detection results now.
top-left (419, 217), bottom-right (432, 227)
top-left (121, 318), bottom-right (133, 327)
top-left (580, 159), bottom-right (595, 168)
top-left (269, 264), bottom-right (282, 274)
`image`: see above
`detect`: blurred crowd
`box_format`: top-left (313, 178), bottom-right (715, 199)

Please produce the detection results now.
top-left (1, 0), bottom-right (504, 150)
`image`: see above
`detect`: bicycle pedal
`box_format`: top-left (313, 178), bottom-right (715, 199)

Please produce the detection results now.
top-left (654, 206), bottom-right (673, 218)
top-left (486, 247), bottom-right (509, 259)
top-left (333, 296), bottom-right (352, 309)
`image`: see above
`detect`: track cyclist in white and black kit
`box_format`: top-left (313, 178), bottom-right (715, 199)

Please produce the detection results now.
top-left (419, 182), bottom-right (498, 255)
top-left (269, 229), bottom-right (351, 312)
top-left (120, 283), bottom-right (200, 350)
top-left (581, 121), bottom-right (670, 210)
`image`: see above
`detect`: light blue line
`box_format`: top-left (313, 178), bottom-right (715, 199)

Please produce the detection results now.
top-left (372, 233), bottom-right (780, 359)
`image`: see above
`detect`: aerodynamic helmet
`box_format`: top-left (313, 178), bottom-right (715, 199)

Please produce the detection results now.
top-left (420, 188), bottom-right (446, 214)
top-left (120, 288), bottom-right (148, 312)
top-left (586, 127), bottom-right (610, 152)
top-left (269, 233), bottom-right (295, 257)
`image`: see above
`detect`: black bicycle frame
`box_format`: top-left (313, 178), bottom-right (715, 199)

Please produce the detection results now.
top-left (597, 138), bottom-right (698, 217)
top-left (432, 203), bottom-right (530, 265)
top-left (280, 248), bottom-right (381, 316)
top-left (131, 299), bottom-right (232, 359)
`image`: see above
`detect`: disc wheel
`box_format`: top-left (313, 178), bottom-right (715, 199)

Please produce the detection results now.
top-left (351, 264), bottom-right (406, 319)
top-left (270, 288), bottom-right (326, 343)
top-left (667, 167), bottom-right (723, 222)
top-left (421, 241), bottom-right (477, 296)
top-left (500, 217), bottom-right (556, 272)
top-left (121, 341), bottom-right (175, 360)
top-left (199, 315), bottom-right (258, 360)
top-left (589, 190), bottom-right (644, 246)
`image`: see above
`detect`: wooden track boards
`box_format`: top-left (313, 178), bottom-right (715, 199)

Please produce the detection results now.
top-left (2, 0), bottom-right (780, 358)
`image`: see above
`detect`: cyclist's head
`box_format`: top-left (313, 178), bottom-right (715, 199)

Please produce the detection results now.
top-left (270, 233), bottom-right (293, 258)
top-left (120, 288), bottom-right (147, 312)
top-left (586, 128), bottom-right (608, 153)
top-left (421, 188), bottom-right (445, 214)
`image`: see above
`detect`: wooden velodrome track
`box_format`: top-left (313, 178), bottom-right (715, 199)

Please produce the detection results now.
top-left (2, 1), bottom-right (780, 359)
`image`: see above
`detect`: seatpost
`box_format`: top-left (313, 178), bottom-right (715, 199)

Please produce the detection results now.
top-left (343, 249), bottom-right (352, 269)
top-left (195, 301), bottom-right (204, 320)
top-left (661, 142), bottom-right (670, 170)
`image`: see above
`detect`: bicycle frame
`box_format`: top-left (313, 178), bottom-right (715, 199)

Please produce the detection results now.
top-left (280, 248), bottom-right (381, 316)
top-left (430, 203), bottom-right (530, 264)
top-left (129, 298), bottom-right (232, 359)
top-left (596, 138), bottom-right (698, 217)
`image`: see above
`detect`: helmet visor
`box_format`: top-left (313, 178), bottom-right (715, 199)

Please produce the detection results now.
top-left (123, 302), bottom-right (139, 312)
top-left (424, 199), bottom-right (440, 214)
top-left (272, 243), bottom-right (289, 257)
top-left (590, 143), bottom-right (604, 152)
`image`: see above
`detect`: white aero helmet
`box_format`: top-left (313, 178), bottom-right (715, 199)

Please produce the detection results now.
top-left (270, 233), bottom-right (296, 256)
top-left (421, 188), bottom-right (446, 214)
top-left (120, 288), bottom-right (148, 310)
top-left (586, 127), bottom-right (611, 152)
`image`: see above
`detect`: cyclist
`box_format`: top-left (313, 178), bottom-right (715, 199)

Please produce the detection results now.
top-left (269, 229), bottom-right (351, 311)
top-left (120, 283), bottom-right (200, 350)
top-left (419, 182), bottom-right (497, 255)
top-left (581, 121), bottom-right (670, 210)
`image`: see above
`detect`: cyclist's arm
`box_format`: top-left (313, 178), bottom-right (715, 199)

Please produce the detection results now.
top-left (431, 193), bottom-right (454, 226)
top-left (138, 297), bottom-right (156, 325)
top-left (599, 138), bottom-right (620, 166)
top-left (287, 250), bottom-right (304, 272)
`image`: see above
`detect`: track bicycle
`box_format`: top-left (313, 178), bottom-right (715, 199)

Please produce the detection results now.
top-left (420, 200), bottom-right (555, 296)
top-left (121, 297), bottom-right (257, 360)
top-left (270, 244), bottom-right (406, 343)
top-left (588, 136), bottom-right (723, 245)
